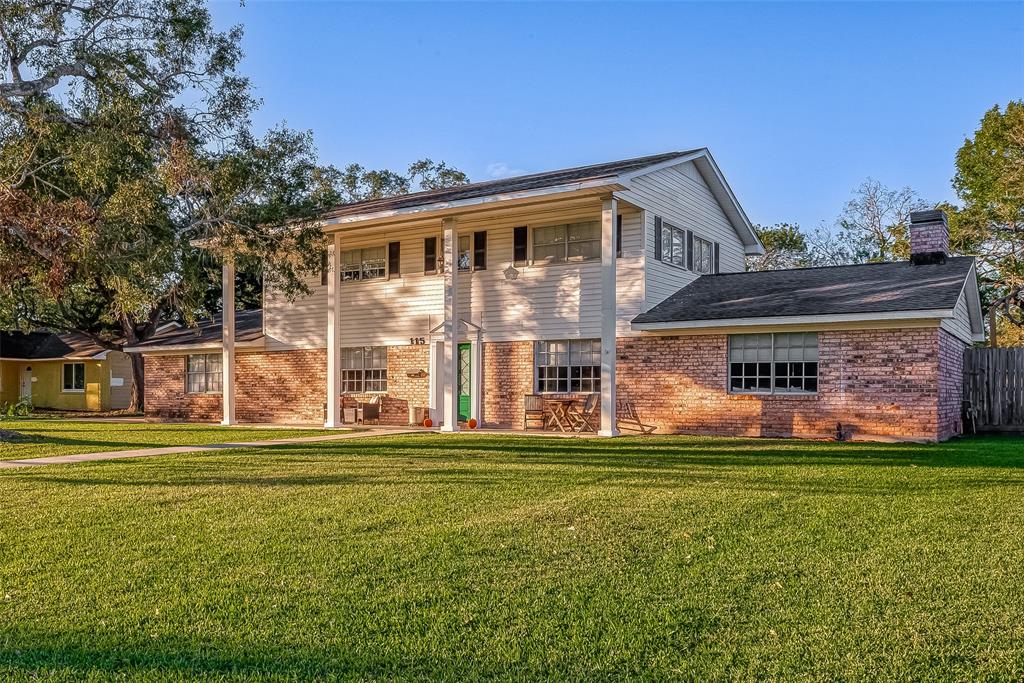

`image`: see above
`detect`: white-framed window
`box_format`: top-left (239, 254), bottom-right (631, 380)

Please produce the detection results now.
top-left (340, 246), bottom-right (386, 281)
top-left (62, 362), bottom-right (85, 392)
top-left (660, 221), bottom-right (687, 268)
top-left (729, 333), bottom-right (818, 394)
top-left (693, 236), bottom-right (714, 274)
top-left (535, 339), bottom-right (601, 393)
top-left (458, 234), bottom-right (471, 271)
top-left (341, 346), bottom-right (388, 393)
top-left (532, 221), bottom-right (601, 264)
top-left (186, 353), bottom-right (222, 394)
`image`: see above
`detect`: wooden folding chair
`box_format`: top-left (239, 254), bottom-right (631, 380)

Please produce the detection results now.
top-left (571, 394), bottom-right (599, 433)
top-left (523, 394), bottom-right (547, 430)
top-left (616, 398), bottom-right (656, 434)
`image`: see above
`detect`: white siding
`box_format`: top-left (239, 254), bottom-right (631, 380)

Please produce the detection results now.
top-left (617, 161), bottom-right (747, 308)
top-left (263, 200), bottom-right (646, 348)
top-left (940, 288), bottom-right (976, 344)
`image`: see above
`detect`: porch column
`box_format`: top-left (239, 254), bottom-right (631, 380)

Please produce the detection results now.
top-left (221, 257), bottom-right (236, 426)
top-left (470, 329), bottom-right (482, 426)
top-left (441, 216), bottom-right (460, 432)
top-left (325, 232), bottom-right (342, 427)
top-left (599, 197), bottom-right (619, 436)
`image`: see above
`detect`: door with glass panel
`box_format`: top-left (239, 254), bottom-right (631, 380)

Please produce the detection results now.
top-left (457, 343), bottom-right (471, 422)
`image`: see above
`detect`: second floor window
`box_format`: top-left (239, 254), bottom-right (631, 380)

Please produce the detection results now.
top-left (533, 221), bottom-right (601, 264)
top-left (458, 235), bottom-right (471, 271)
top-left (342, 346), bottom-right (388, 393)
top-left (693, 236), bottom-right (714, 274)
top-left (660, 222), bottom-right (687, 267)
top-left (341, 246), bottom-right (386, 281)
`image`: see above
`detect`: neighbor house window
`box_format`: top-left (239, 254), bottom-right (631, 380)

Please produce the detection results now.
top-left (729, 333), bottom-right (818, 394)
top-left (186, 354), bottom-right (222, 394)
top-left (62, 362), bottom-right (85, 392)
top-left (532, 221), bottom-right (601, 263)
top-left (660, 221), bottom-right (687, 268)
top-left (340, 246), bottom-right (386, 281)
top-left (341, 346), bottom-right (388, 393)
top-left (693, 236), bottom-right (714, 274)
top-left (535, 339), bottom-right (601, 393)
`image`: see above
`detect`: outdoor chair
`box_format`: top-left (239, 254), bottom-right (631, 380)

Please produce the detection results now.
top-left (616, 398), bottom-right (656, 434)
top-left (571, 394), bottom-right (599, 433)
top-left (523, 394), bottom-right (546, 430)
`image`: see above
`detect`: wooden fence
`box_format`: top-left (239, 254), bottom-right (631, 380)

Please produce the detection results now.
top-left (964, 347), bottom-right (1024, 430)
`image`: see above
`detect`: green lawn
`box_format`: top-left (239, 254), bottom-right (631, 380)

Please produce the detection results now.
top-left (1, 433), bottom-right (1023, 681)
top-left (0, 419), bottom-right (339, 461)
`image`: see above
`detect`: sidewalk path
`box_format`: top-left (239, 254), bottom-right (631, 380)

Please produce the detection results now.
top-left (0, 428), bottom-right (419, 469)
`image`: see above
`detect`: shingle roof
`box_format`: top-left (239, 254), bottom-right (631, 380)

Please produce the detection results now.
top-left (632, 257), bottom-right (976, 325)
top-left (129, 310), bottom-right (264, 350)
top-left (0, 331), bottom-right (110, 359)
top-left (324, 151), bottom-right (700, 219)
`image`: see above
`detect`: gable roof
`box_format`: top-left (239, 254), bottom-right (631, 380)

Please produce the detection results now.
top-left (633, 257), bottom-right (978, 328)
top-left (323, 151), bottom-right (698, 220)
top-left (126, 309), bottom-right (264, 352)
top-left (0, 330), bottom-right (110, 360)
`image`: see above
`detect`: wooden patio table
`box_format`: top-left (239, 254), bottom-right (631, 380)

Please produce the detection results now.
top-left (544, 397), bottom-right (578, 433)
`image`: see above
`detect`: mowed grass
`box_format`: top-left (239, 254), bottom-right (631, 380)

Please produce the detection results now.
top-left (1, 434), bottom-right (1023, 681)
top-left (0, 419), bottom-right (339, 461)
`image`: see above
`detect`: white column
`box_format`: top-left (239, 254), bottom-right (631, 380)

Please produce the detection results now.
top-left (221, 258), bottom-right (236, 426)
top-left (324, 233), bottom-right (342, 427)
top-left (441, 216), bottom-right (460, 432)
top-left (470, 330), bottom-right (482, 426)
top-left (599, 197), bottom-right (618, 436)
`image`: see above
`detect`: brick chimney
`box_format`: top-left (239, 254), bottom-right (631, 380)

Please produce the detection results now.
top-left (908, 209), bottom-right (949, 265)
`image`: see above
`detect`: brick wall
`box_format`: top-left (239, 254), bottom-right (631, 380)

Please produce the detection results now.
top-left (145, 346), bottom-right (429, 426)
top-left (482, 341), bottom-right (533, 428)
top-left (144, 355), bottom-right (222, 422)
top-left (937, 329), bottom-right (966, 441)
top-left (617, 328), bottom-right (955, 442)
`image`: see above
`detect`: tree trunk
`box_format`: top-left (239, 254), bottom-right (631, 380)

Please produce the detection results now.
top-left (128, 351), bottom-right (145, 413)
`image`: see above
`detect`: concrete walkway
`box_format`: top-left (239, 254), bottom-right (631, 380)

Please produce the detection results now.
top-left (0, 428), bottom-right (419, 469)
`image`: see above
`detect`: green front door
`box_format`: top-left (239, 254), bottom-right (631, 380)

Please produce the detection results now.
top-left (457, 343), bottom-right (471, 422)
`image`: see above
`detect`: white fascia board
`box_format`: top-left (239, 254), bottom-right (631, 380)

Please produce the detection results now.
top-left (123, 339), bottom-right (265, 354)
top-left (632, 309), bottom-right (954, 332)
top-left (0, 356), bottom-right (74, 362)
top-left (322, 179), bottom-right (624, 228)
top-left (90, 350), bottom-right (110, 360)
top-left (963, 261), bottom-right (986, 340)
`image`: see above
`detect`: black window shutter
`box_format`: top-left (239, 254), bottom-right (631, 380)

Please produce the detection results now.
top-left (653, 216), bottom-right (662, 261)
top-left (424, 237), bottom-right (437, 274)
top-left (686, 231), bottom-right (694, 271)
top-left (616, 214), bottom-right (622, 258)
top-left (320, 250), bottom-right (329, 286)
top-left (513, 226), bottom-right (528, 265)
top-left (473, 231), bottom-right (487, 270)
top-left (388, 241), bottom-right (401, 277)
top-left (713, 242), bottom-right (720, 274)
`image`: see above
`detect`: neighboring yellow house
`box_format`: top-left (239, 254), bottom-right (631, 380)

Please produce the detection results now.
top-left (0, 331), bottom-right (135, 412)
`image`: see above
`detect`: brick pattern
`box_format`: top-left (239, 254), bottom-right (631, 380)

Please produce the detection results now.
top-left (482, 341), bottom-right (534, 427)
top-left (937, 329), bottom-right (966, 441)
top-left (144, 355), bottom-right (223, 422)
top-left (910, 219), bottom-right (949, 257)
top-left (145, 346), bottom-right (430, 426)
top-left (616, 328), bottom-right (950, 441)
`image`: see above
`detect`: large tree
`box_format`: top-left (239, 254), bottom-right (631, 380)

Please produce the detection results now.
top-left (0, 0), bottom-right (467, 409)
top-left (747, 223), bottom-right (809, 271)
top-left (950, 101), bottom-right (1024, 336)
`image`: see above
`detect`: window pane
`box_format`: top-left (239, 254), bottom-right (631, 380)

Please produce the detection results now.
top-left (458, 235), bottom-right (471, 271)
top-left (671, 229), bottom-right (684, 266)
top-left (567, 238), bottom-right (600, 260)
top-left (533, 243), bottom-right (565, 263)
top-left (74, 364), bottom-right (85, 389)
top-left (533, 225), bottom-right (566, 246)
top-left (661, 226), bottom-right (672, 260)
top-left (187, 355), bottom-right (205, 373)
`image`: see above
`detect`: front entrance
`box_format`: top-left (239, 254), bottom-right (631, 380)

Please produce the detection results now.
top-left (19, 366), bottom-right (32, 400)
top-left (457, 343), bottom-right (471, 422)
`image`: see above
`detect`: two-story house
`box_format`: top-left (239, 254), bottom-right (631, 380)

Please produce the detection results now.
top-left (129, 150), bottom-right (984, 441)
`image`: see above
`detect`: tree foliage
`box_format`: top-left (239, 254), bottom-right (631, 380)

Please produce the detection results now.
top-left (747, 223), bottom-right (809, 271)
top-left (951, 101), bottom-right (1024, 328)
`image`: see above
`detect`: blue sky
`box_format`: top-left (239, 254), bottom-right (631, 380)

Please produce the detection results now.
top-left (208, 1), bottom-right (1022, 231)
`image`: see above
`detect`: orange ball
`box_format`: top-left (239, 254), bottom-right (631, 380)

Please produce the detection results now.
top-left (422, 418), bottom-right (433, 428)
top-left (468, 418), bottom-right (478, 429)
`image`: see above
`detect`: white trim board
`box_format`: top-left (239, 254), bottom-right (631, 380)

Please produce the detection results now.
top-left (632, 309), bottom-right (955, 333)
